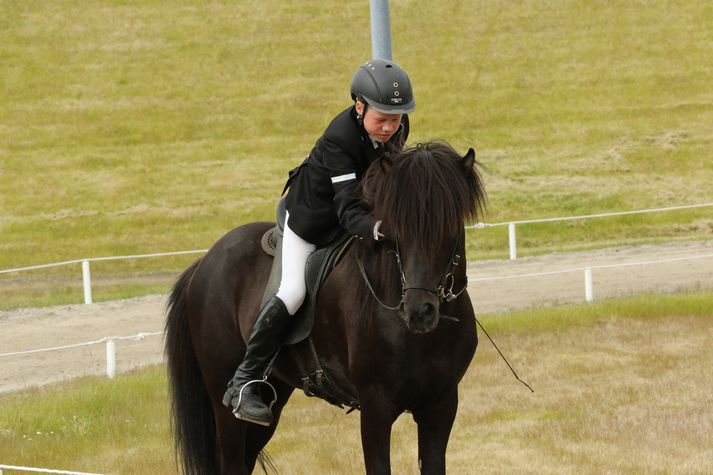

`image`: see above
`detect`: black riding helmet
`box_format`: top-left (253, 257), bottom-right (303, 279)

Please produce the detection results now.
top-left (350, 59), bottom-right (415, 115)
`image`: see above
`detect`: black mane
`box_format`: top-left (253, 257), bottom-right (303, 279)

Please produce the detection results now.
top-left (361, 142), bottom-right (487, 247)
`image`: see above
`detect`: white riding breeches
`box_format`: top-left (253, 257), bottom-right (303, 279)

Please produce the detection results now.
top-left (275, 212), bottom-right (317, 315)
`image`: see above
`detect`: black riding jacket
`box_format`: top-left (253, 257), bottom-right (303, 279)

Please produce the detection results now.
top-left (284, 105), bottom-right (409, 247)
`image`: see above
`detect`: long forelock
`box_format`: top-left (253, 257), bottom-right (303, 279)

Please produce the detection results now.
top-left (365, 143), bottom-right (485, 248)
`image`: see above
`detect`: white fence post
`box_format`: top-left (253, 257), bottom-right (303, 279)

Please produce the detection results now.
top-left (82, 260), bottom-right (93, 305)
top-left (508, 223), bottom-right (517, 260)
top-left (106, 340), bottom-right (116, 378)
top-left (585, 268), bottom-right (593, 302)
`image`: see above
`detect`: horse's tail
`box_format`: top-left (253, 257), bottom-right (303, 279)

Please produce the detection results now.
top-left (165, 259), bottom-right (217, 475)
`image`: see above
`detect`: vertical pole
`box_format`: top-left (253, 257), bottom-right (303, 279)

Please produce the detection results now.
top-left (106, 340), bottom-right (116, 378)
top-left (370, 0), bottom-right (393, 60)
top-left (585, 268), bottom-right (593, 302)
top-left (82, 260), bottom-right (93, 304)
top-left (508, 223), bottom-right (517, 260)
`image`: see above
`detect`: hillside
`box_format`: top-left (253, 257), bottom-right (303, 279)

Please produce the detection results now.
top-left (1, 0), bottom-right (712, 307)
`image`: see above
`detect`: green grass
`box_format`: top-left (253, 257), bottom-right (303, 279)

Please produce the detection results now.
top-left (480, 289), bottom-right (713, 334)
top-left (1, 291), bottom-right (711, 473)
top-left (0, 366), bottom-right (172, 474)
top-left (2, 0), bottom-right (713, 308)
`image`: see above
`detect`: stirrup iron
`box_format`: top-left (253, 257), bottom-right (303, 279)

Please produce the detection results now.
top-left (232, 378), bottom-right (279, 418)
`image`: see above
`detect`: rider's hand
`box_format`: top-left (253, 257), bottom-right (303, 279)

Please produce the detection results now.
top-left (373, 220), bottom-right (384, 241)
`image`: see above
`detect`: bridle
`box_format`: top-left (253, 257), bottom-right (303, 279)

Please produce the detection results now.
top-left (356, 232), bottom-right (535, 392)
top-left (356, 232), bottom-right (468, 312)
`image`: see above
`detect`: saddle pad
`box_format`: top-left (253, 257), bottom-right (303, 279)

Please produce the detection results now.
top-left (260, 228), bottom-right (277, 256)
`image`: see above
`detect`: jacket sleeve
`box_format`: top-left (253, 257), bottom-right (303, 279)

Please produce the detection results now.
top-left (320, 137), bottom-right (378, 246)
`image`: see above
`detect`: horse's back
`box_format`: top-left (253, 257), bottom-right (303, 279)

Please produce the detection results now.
top-left (192, 221), bottom-right (274, 306)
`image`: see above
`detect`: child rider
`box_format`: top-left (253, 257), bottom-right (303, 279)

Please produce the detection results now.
top-left (222, 59), bottom-right (416, 426)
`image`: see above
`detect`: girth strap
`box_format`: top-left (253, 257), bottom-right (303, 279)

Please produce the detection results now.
top-left (294, 337), bottom-right (360, 413)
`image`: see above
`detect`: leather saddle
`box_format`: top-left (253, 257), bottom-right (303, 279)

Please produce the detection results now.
top-left (260, 199), bottom-right (354, 345)
top-left (259, 199), bottom-right (359, 411)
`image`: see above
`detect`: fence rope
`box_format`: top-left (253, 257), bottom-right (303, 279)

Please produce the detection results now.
top-left (0, 464), bottom-right (103, 475)
top-left (0, 331), bottom-right (164, 358)
top-left (470, 252), bottom-right (713, 282)
top-left (466, 202), bottom-right (713, 229)
top-left (2, 253), bottom-right (711, 357)
top-left (1, 203), bottom-right (711, 275)
top-left (0, 250), bottom-right (208, 275)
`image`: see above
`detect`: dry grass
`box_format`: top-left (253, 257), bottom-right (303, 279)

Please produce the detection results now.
top-left (260, 304), bottom-right (713, 473)
top-left (1, 293), bottom-right (712, 473)
top-left (448, 317), bottom-right (713, 473)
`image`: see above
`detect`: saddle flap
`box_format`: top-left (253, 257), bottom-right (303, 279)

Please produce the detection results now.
top-left (284, 232), bottom-right (354, 345)
top-left (260, 230), bottom-right (354, 345)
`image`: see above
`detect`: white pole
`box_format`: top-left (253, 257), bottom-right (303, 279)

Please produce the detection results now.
top-left (82, 260), bottom-right (93, 304)
top-left (370, 0), bottom-right (393, 60)
top-left (106, 340), bottom-right (116, 378)
top-left (585, 268), bottom-right (593, 302)
top-left (508, 223), bottom-right (517, 260)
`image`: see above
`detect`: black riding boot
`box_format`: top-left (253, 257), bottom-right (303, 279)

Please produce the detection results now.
top-left (222, 295), bottom-right (291, 426)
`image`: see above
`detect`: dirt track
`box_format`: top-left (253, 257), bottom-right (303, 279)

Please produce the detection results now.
top-left (1, 241), bottom-right (711, 393)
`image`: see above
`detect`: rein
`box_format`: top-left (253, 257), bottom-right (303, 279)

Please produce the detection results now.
top-left (356, 256), bottom-right (400, 311)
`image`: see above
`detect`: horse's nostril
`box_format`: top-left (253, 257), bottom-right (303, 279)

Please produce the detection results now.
top-left (421, 302), bottom-right (436, 319)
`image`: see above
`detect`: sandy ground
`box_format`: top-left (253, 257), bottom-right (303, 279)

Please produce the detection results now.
top-left (1, 241), bottom-right (711, 394)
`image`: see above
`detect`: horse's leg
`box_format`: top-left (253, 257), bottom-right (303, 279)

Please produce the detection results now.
top-left (197, 315), bottom-right (250, 475)
top-left (214, 408), bottom-right (249, 475)
top-left (359, 392), bottom-right (400, 475)
top-left (210, 350), bottom-right (296, 475)
top-left (244, 378), bottom-right (295, 473)
top-left (412, 389), bottom-right (458, 475)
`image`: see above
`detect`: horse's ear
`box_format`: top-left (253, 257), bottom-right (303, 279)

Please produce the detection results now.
top-left (379, 154), bottom-right (394, 173)
top-left (463, 147), bottom-right (476, 174)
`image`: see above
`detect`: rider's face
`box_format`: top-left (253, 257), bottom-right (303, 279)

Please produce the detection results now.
top-left (356, 101), bottom-right (402, 143)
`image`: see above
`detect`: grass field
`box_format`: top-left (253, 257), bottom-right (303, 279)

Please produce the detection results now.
top-left (1, 292), bottom-right (711, 474)
top-left (1, 0), bottom-right (712, 308)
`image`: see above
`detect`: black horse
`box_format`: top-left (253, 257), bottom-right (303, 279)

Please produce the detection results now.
top-left (165, 142), bottom-right (487, 474)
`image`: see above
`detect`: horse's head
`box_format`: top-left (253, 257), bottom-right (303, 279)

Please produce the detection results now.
top-left (361, 142), bottom-right (487, 334)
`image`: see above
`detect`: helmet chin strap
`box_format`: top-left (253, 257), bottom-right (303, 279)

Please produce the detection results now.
top-left (355, 96), bottom-right (368, 126)
top-left (356, 98), bottom-right (379, 148)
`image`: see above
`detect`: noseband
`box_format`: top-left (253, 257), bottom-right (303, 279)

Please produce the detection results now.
top-left (356, 233), bottom-right (468, 312)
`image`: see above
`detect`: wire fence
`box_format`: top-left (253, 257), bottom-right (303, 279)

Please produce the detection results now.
top-left (466, 202), bottom-right (713, 260)
top-left (2, 251), bottom-right (711, 375)
top-left (0, 202), bottom-right (711, 305)
top-left (465, 202), bottom-right (713, 228)
top-left (0, 331), bottom-right (164, 380)
top-left (0, 464), bottom-right (103, 475)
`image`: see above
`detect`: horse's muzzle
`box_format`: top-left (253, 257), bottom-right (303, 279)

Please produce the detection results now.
top-left (399, 293), bottom-right (439, 334)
